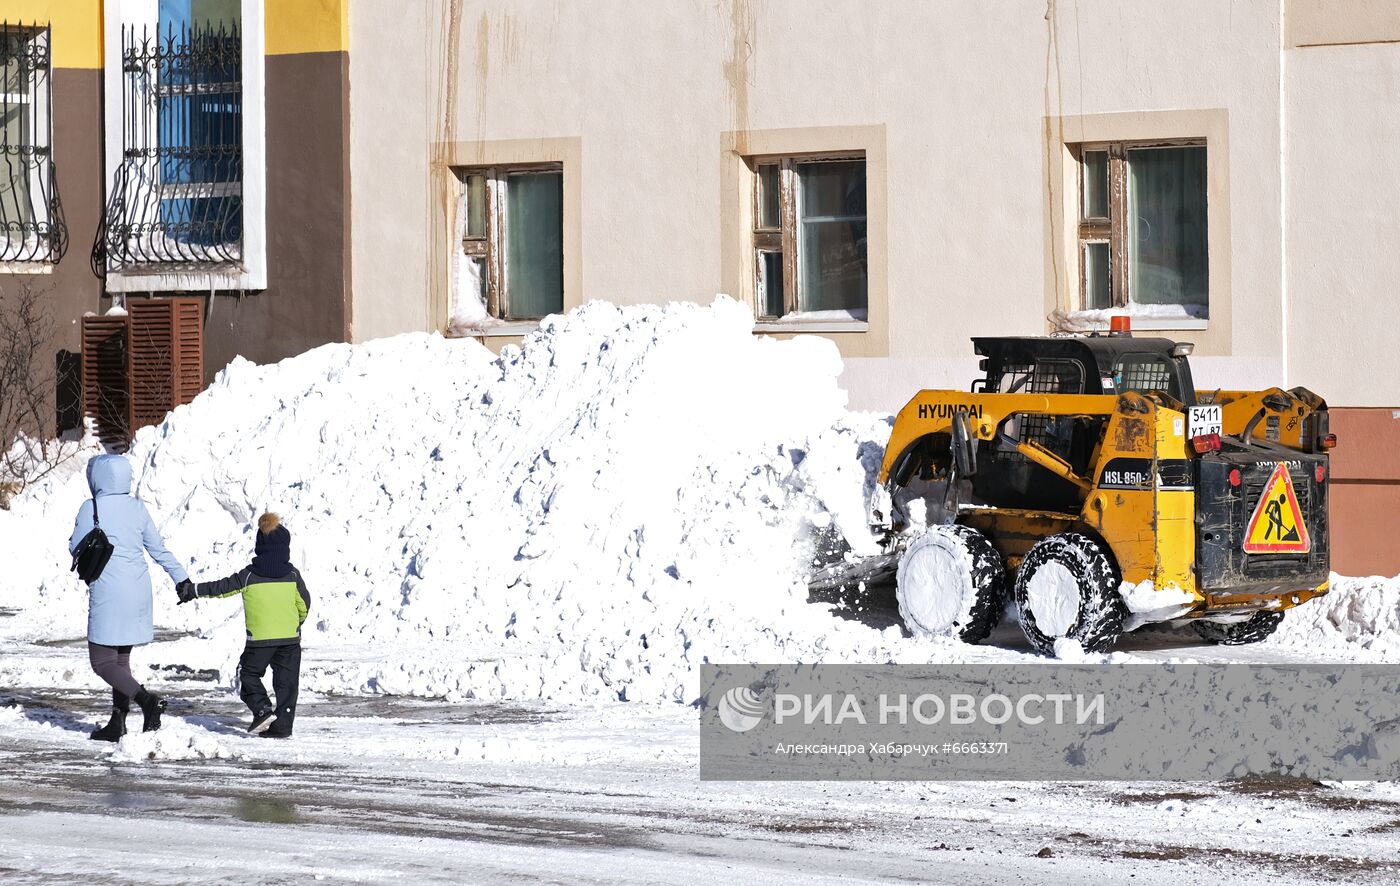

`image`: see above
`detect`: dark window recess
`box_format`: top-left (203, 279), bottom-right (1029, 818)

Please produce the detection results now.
top-left (0, 22), bottom-right (66, 264)
top-left (55, 349), bottom-right (82, 434)
top-left (93, 21), bottom-right (241, 274)
top-left (80, 315), bottom-right (131, 452)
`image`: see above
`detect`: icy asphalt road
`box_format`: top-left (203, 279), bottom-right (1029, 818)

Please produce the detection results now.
top-left (2, 605), bottom-right (1398, 885)
top-left (3, 680), bottom-right (1400, 882)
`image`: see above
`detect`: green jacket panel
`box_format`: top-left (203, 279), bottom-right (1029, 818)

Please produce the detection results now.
top-left (195, 566), bottom-right (312, 646)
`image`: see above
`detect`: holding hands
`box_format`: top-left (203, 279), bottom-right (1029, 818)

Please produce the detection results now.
top-left (176, 579), bottom-right (196, 605)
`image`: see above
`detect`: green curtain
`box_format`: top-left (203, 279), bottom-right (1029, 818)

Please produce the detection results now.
top-left (505, 171), bottom-right (564, 319)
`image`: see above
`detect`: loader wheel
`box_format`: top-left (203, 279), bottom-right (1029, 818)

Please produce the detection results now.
top-left (1191, 610), bottom-right (1285, 645)
top-left (1014, 533), bottom-right (1126, 656)
top-left (896, 525), bottom-right (1005, 644)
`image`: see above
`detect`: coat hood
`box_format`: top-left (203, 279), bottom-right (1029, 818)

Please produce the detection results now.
top-left (87, 455), bottom-right (133, 497)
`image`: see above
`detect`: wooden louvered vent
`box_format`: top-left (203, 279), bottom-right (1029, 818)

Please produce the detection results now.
top-left (128, 299), bottom-right (204, 431)
top-left (79, 299), bottom-right (204, 450)
top-left (79, 315), bottom-right (131, 452)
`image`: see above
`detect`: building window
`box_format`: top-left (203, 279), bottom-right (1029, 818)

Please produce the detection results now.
top-left (1076, 142), bottom-right (1208, 319)
top-left (454, 165), bottom-right (564, 323)
top-left (0, 22), bottom-right (66, 264)
top-left (751, 155), bottom-right (867, 321)
top-left (96, 0), bottom-right (265, 291)
top-left (96, 14), bottom-right (242, 270)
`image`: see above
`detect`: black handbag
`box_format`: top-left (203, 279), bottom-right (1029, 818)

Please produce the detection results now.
top-left (71, 492), bottom-right (114, 585)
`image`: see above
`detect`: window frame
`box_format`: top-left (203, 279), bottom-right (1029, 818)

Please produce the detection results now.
top-left (749, 152), bottom-right (867, 321)
top-left (1074, 138), bottom-right (1207, 314)
top-left (456, 162), bottom-right (565, 322)
top-left (100, 0), bottom-right (266, 293)
top-left (0, 22), bottom-right (64, 268)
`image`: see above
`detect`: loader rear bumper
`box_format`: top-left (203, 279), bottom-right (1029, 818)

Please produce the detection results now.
top-left (1193, 579), bottom-right (1330, 618)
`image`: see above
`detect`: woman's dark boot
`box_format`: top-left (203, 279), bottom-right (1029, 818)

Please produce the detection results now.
top-left (89, 692), bottom-right (129, 742)
top-left (132, 688), bottom-right (166, 733)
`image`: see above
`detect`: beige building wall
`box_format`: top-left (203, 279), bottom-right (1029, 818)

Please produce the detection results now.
top-left (1284, 28), bottom-right (1400, 407)
top-left (346, 0), bottom-right (1393, 414)
top-left (348, 0), bottom-right (432, 340)
top-left (1282, 0), bottom-right (1400, 576)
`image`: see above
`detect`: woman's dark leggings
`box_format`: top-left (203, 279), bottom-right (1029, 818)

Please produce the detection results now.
top-left (88, 642), bottom-right (141, 702)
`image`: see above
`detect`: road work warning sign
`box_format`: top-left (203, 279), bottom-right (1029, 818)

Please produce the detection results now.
top-left (1244, 463), bottom-right (1311, 554)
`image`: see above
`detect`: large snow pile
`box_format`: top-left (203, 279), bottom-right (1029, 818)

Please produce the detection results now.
top-left (1, 299), bottom-right (919, 702)
top-left (4, 297), bottom-right (1397, 705)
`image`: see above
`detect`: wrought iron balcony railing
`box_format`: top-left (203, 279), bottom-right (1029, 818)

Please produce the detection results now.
top-left (93, 21), bottom-right (242, 274)
top-left (0, 21), bottom-right (67, 265)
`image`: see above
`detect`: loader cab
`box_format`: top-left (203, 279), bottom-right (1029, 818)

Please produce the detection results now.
top-left (968, 334), bottom-right (1197, 512)
top-left (971, 335), bottom-right (1196, 405)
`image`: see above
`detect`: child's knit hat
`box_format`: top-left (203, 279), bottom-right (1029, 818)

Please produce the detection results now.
top-left (253, 512), bottom-right (293, 576)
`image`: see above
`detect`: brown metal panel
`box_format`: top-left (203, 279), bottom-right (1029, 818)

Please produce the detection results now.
top-left (128, 298), bottom-right (206, 433)
top-left (1328, 408), bottom-right (1400, 482)
top-left (128, 300), bottom-right (173, 432)
top-left (173, 299), bottom-right (204, 406)
top-left (1330, 482), bottom-right (1400, 578)
top-left (78, 300), bottom-right (205, 451)
top-left (1326, 408), bottom-right (1400, 577)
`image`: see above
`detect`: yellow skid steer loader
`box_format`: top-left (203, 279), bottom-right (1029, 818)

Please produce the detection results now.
top-left (818, 323), bottom-right (1334, 655)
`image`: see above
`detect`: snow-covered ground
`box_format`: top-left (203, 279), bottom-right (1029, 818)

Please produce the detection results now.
top-left (4, 675), bottom-right (1400, 884)
top-left (2, 299), bottom-right (1398, 883)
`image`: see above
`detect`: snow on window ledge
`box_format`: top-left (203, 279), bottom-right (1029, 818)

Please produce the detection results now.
top-left (446, 319), bottom-right (540, 338)
top-left (0, 261), bottom-right (54, 275)
top-left (754, 308), bottom-right (869, 334)
top-left (1053, 305), bottom-right (1208, 333)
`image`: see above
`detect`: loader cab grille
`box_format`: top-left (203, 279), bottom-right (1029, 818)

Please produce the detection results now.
top-left (995, 360), bottom-right (1086, 396)
top-left (977, 358), bottom-right (1097, 512)
top-left (995, 360), bottom-right (1085, 448)
top-left (1111, 353), bottom-right (1180, 400)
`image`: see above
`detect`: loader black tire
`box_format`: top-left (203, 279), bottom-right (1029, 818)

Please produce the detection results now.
top-left (896, 524), bottom-right (1005, 644)
top-left (1014, 533), bottom-right (1126, 656)
top-left (1191, 610), bottom-right (1285, 645)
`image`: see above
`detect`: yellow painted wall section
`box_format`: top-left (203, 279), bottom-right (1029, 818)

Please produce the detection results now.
top-left (0, 0), bottom-right (101, 68)
top-left (266, 0), bottom-right (347, 55)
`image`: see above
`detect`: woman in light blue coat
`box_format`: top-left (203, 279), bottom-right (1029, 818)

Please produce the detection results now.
top-left (69, 454), bottom-right (192, 740)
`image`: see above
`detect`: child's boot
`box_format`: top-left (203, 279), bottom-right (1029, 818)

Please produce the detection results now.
top-left (247, 709), bottom-right (277, 734)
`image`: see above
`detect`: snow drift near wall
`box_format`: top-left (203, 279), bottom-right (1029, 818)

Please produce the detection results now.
top-left (1274, 574), bottom-right (1400, 658)
top-left (3, 299), bottom-right (905, 702)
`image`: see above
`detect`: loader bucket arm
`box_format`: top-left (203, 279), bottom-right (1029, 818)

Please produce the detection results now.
top-left (1200, 387), bottom-right (1330, 452)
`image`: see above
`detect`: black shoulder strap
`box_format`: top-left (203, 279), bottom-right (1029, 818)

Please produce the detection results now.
top-left (89, 472), bottom-right (100, 528)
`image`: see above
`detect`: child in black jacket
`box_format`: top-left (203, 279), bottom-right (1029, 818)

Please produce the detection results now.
top-left (180, 513), bottom-right (310, 737)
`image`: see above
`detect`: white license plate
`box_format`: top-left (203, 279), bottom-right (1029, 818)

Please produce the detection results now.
top-left (1188, 404), bottom-right (1223, 438)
